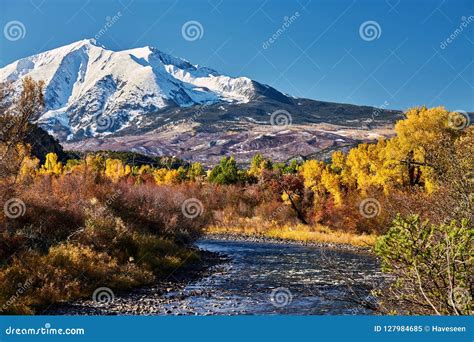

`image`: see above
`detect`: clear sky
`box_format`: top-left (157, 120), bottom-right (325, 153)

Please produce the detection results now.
top-left (0, 0), bottom-right (473, 111)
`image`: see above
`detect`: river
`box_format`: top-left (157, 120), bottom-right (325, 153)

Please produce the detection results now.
top-left (46, 238), bottom-right (382, 315)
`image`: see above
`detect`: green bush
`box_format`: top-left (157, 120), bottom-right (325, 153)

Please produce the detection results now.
top-left (208, 156), bottom-right (239, 184)
top-left (375, 215), bottom-right (472, 315)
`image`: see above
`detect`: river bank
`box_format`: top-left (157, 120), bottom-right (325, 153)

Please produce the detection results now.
top-left (206, 223), bottom-right (377, 251)
top-left (42, 249), bottom-right (228, 315)
top-left (203, 233), bottom-right (374, 253)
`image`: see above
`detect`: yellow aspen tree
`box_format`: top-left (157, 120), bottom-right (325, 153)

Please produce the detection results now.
top-left (248, 153), bottom-right (271, 178)
top-left (300, 159), bottom-right (325, 192)
top-left (153, 168), bottom-right (168, 184)
top-left (104, 158), bottom-right (130, 182)
top-left (19, 155), bottom-right (39, 180)
top-left (40, 153), bottom-right (62, 175)
top-left (85, 154), bottom-right (106, 173)
top-left (321, 167), bottom-right (344, 206)
top-left (164, 169), bottom-right (180, 184)
top-left (345, 143), bottom-right (374, 194)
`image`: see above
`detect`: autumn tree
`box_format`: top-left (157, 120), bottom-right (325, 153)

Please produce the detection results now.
top-left (19, 155), bottom-right (39, 181)
top-left (105, 158), bottom-right (131, 182)
top-left (320, 167), bottom-right (343, 206)
top-left (0, 77), bottom-right (44, 182)
top-left (248, 153), bottom-right (272, 179)
top-left (389, 106), bottom-right (464, 192)
top-left (85, 154), bottom-right (106, 173)
top-left (153, 168), bottom-right (181, 184)
top-left (188, 162), bottom-right (204, 181)
top-left (39, 152), bottom-right (63, 175)
top-left (0, 77), bottom-right (44, 145)
top-left (300, 159), bottom-right (325, 192)
top-left (345, 139), bottom-right (402, 194)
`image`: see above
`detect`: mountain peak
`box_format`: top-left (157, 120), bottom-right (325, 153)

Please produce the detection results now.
top-left (0, 39), bottom-right (285, 140)
top-left (56, 38), bottom-right (104, 54)
top-left (75, 38), bottom-right (99, 46)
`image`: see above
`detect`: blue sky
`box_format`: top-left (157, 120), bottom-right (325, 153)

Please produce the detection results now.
top-left (0, 0), bottom-right (473, 111)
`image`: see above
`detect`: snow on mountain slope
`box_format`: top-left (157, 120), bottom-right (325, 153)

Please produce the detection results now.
top-left (0, 39), bottom-right (262, 140)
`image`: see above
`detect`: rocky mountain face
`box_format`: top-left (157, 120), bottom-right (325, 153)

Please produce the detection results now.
top-left (0, 39), bottom-right (403, 164)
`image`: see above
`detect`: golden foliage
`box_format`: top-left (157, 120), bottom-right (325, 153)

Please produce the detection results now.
top-left (153, 168), bottom-right (180, 184)
top-left (39, 152), bottom-right (62, 175)
top-left (104, 158), bottom-right (131, 182)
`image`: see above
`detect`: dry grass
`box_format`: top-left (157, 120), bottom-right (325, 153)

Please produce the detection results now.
top-left (0, 171), bottom-right (207, 314)
top-left (206, 217), bottom-right (377, 247)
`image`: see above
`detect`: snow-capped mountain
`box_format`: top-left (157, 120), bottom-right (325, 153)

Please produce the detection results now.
top-left (1, 39), bottom-right (402, 163)
top-left (0, 39), bottom-right (280, 140)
